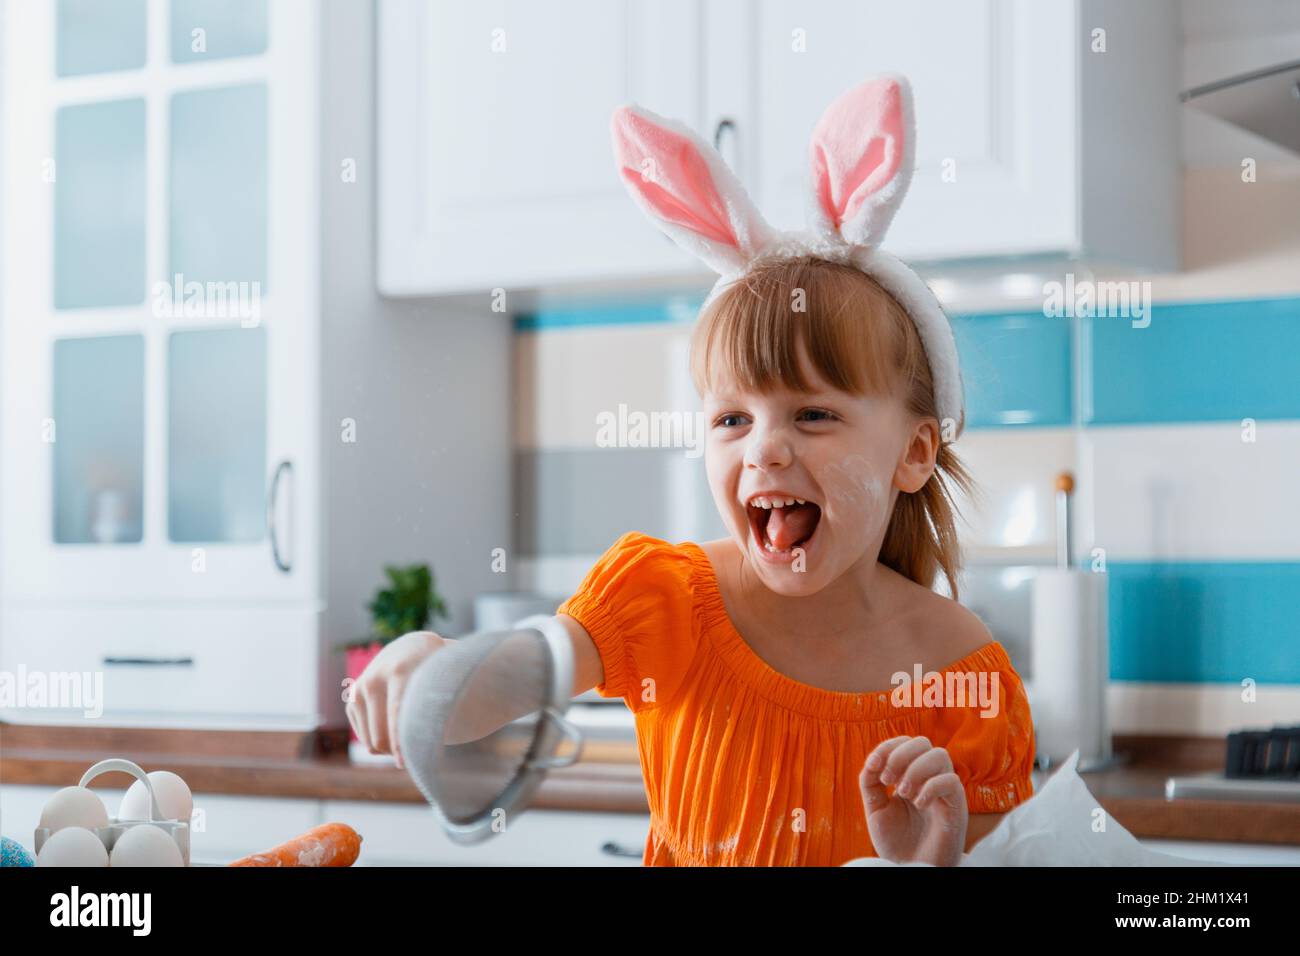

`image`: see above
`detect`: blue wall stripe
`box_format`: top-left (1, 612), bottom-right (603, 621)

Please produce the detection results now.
top-left (517, 294), bottom-right (1300, 428)
top-left (949, 312), bottom-right (1073, 428)
top-left (1086, 295), bottom-right (1300, 424)
top-left (514, 298), bottom-right (701, 331)
top-left (518, 299), bottom-right (1078, 428)
top-left (1106, 561), bottom-right (1300, 683)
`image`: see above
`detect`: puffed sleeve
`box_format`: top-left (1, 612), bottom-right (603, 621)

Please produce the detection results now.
top-left (919, 643), bottom-right (1037, 813)
top-left (555, 532), bottom-right (702, 713)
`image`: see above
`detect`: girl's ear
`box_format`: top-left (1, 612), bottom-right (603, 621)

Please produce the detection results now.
top-left (894, 416), bottom-right (940, 494)
top-left (807, 75), bottom-right (915, 248)
top-left (612, 105), bottom-right (774, 277)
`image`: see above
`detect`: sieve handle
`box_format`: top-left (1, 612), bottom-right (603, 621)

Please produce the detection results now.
top-left (526, 707), bottom-right (584, 770)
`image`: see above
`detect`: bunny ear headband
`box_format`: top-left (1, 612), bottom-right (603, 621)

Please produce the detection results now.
top-left (611, 74), bottom-right (965, 439)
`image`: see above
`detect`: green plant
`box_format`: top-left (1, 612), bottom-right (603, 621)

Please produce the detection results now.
top-left (352, 563), bottom-right (448, 649)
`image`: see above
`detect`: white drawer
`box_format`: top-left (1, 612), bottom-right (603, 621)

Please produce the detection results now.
top-left (322, 800), bottom-right (650, 866)
top-left (0, 604), bottom-right (321, 726)
top-left (187, 794), bottom-right (323, 865)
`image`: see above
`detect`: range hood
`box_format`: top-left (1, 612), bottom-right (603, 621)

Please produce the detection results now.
top-left (1181, 59), bottom-right (1300, 155)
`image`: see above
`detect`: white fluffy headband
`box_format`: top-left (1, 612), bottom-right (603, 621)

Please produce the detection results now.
top-left (610, 74), bottom-right (965, 439)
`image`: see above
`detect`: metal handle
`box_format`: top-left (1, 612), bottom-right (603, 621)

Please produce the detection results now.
top-left (103, 657), bottom-right (195, 667)
top-left (526, 707), bottom-right (584, 770)
top-left (600, 841), bottom-right (643, 859)
top-left (267, 459), bottom-right (293, 573)
top-left (712, 117), bottom-right (737, 152)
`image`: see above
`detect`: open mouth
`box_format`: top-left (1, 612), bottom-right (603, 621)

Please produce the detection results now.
top-left (745, 494), bottom-right (822, 559)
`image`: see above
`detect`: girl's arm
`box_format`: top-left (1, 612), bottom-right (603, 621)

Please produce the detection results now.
top-left (438, 615), bottom-right (605, 744)
top-left (350, 617), bottom-right (607, 759)
top-left (556, 613), bottom-right (605, 698)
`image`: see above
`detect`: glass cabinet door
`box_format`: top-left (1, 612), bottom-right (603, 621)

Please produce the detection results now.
top-left (167, 327), bottom-right (267, 543)
top-left (3, 0), bottom-right (316, 601)
top-left (54, 98), bottom-right (147, 309)
top-left (52, 335), bottom-right (146, 544)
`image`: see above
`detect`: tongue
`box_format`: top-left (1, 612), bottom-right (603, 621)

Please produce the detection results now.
top-left (766, 504), bottom-right (819, 551)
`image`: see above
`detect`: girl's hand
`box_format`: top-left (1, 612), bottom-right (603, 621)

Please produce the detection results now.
top-left (345, 630), bottom-right (448, 769)
top-left (859, 735), bottom-right (968, 867)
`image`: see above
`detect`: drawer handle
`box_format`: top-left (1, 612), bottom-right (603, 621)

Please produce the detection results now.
top-left (600, 841), bottom-right (642, 859)
top-left (103, 656), bottom-right (196, 667)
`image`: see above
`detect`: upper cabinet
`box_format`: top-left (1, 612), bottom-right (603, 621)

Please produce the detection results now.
top-left (378, 0), bottom-right (1180, 296)
top-left (2, 0), bottom-right (320, 604)
top-left (377, 0), bottom-right (711, 295)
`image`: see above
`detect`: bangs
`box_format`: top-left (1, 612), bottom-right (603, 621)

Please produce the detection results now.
top-left (689, 256), bottom-right (927, 403)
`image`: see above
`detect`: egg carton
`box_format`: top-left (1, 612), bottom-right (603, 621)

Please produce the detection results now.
top-left (34, 758), bottom-right (191, 866)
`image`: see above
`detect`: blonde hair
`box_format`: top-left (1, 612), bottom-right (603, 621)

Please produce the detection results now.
top-left (689, 255), bottom-right (975, 599)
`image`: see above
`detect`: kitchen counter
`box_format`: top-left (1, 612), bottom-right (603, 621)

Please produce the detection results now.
top-left (4, 722), bottom-right (1298, 846)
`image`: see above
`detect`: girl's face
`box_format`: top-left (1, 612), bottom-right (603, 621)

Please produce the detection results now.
top-left (702, 341), bottom-right (937, 597)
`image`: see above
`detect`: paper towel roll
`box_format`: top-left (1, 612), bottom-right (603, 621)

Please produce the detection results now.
top-left (1030, 568), bottom-right (1110, 767)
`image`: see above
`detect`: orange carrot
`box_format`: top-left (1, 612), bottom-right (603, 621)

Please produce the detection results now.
top-left (228, 822), bottom-right (362, 867)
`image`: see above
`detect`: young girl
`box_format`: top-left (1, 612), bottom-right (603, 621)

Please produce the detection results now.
top-left (348, 75), bottom-right (1035, 867)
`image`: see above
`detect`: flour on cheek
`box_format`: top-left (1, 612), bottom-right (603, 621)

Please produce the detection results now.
top-left (817, 455), bottom-right (890, 541)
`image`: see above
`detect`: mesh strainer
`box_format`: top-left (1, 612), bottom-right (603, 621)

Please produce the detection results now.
top-left (398, 615), bottom-right (583, 845)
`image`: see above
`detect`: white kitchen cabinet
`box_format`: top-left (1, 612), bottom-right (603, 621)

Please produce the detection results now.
top-left (0, 1), bottom-right (522, 732)
top-left (737, 0), bottom-right (1179, 269)
top-left (322, 799), bottom-right (651, 866)
top-left (378, 0), bottom-right (1180, 296)
top-left (377, 0), bottom-right (710, 295)
top-left (742, 0), bottom-right (1183, 273)
top-left (0, 0), bottom-right (325, 728)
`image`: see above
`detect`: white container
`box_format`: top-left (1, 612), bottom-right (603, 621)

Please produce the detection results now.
top-left (34, 758), bottom-right (190, 866)
top-left (1030, 569), bottom-right (1111, 769)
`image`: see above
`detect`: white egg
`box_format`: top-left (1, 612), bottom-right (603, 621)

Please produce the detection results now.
top-left (118, 771), bottom-right (193, 823)
top-left (109, 824), bottom-right (184, 867)
top-left (37, 826), bottom-right (109, 867)
top-left (39, 786), bottom-right (109, 833)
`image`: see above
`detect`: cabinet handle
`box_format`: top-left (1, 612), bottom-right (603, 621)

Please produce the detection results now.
top-left (267, 459), bottom-right (293, 573)
top-left (103, 656), bottom-right (195, 667)
top-left (713, 117), bottom-right (738, 166)
top-left (600, 841), bottom-right (643, 859)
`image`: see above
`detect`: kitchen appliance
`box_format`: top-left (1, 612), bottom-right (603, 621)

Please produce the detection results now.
top-left (472, 592), bottom-right (560, 632)
top-left (474, 591), bottom-right (612, 705)
top-left (1181, 59), bottom-right (1300, 156)
top-left (1166, 724), bottom-right (1300, 803)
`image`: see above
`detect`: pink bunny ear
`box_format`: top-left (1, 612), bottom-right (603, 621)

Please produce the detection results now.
top-left (612, 105), bottom-right (773, 276)
top-left (807, 75), bottom-right (915, 247)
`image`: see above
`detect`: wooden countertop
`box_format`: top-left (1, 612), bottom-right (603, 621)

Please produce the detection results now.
top-left (4, 722), bottom-right (1299, 846)
top-left (0, 721), bottom-right (649, 814)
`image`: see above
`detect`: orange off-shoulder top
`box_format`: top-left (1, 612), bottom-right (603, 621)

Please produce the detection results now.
top-left (556, 531), bottom-right (1036, 866)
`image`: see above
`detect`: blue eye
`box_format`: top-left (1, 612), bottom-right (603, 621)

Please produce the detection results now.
top-left (799, 408), bottom-right (837, 422)
top-left (716, 412), bottom-right (750, 428)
